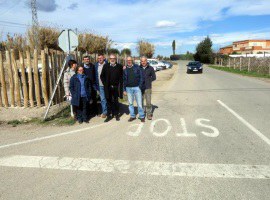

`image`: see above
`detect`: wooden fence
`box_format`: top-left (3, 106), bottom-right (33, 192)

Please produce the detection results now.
top-left (0, 49), bottom-right (130, 108)
top-left (214, 57), bottom-right (270, 75)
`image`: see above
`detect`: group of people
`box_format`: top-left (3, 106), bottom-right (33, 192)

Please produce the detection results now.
top-left (63, 54), bottom-right (156, 124)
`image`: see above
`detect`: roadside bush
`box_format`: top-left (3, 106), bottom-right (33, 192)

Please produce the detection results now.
top-left (170, 54), bottom-right (181, 60)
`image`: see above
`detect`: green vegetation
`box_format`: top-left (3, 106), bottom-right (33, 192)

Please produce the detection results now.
top-left (107, 48), bottom-right (120, 55)
top-left (194, 36), bottom-right (214, 64)
top-left (5, 106), bottom-right (76, 127)
top-left (172, 40), bottom-right (176, 55)
top-left (209, 65), bottom-right (270, 79)
top-left (7, 120), bottom-right (22, 127)
top-left (121, 48), bottom-right (132, 56)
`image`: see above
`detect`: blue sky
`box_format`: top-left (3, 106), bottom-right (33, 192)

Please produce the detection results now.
top-left (0, 0), bottom-right (270, 56)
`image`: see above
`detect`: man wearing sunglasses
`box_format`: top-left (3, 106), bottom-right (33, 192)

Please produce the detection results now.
top-left (101, 54), bottom-right (123, 122)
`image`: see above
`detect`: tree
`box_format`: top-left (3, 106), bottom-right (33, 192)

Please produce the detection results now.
top-left (137, 39), bottom-right (155, 58)
top-left (121, 48), bottom-right (131, 56)
top-left (172, 40), bottom-right (176, 55)
top-left (156, 55), bottom-right (163, 60)
top-left (107, 48), bottom-right (120, 55)
top-left (194, 36), bottom-right (214, 64)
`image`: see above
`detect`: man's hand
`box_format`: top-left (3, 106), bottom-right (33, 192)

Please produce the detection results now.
top-left (123, 91), bottom-right (127, 96)
top-left (123, 66), bottom-right (126, 70)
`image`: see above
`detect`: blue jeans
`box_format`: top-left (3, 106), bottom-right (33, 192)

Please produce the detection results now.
top-left (99, 86), bottom-right (107, 115)
top-left (126, 87), bottom-right (145, 119)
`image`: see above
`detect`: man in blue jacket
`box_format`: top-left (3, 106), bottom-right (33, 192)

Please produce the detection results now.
top-left (69, 66), bottom-right (92, 124)
top-left (95, 54), bottom-right (107, 118)
top-left (123, 56), bottom-right (145, 122)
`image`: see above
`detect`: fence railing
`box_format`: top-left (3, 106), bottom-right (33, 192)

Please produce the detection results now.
top-left (0, 49), bottom-right (131, 108)
top-left (214, 57), bottom-right (270, 75)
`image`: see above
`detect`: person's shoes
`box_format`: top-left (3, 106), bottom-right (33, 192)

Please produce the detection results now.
top-left (140, 118), bottom-right (145, 122)
top-left (78, 120), bottom-right (83, 124)
top-left (104, 116), bottom-right (112, 123)
top-left (147, 115), bottom-right (152, 120)
top-left (83, 120), bottom-right (89, 123)
top-left (115, 115), bottom-right (120, 121)
top-left (101, 114), bottom-right (107, 118)
top-left (128, 117), bottom-right (136, 122)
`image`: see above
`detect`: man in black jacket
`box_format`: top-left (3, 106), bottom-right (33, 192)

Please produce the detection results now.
top-left (101, 54), bottom-right (123, 122)
top-left (140, 56), bottom-right (156, 120)
top-left (82, 55), bottom-right (98, 117)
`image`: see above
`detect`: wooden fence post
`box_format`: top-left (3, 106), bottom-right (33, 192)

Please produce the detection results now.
top-left (11, 49), bottom-right (21, 107)
top-left (19, 51), bottom-right (28, 107)
top-left (248, 57), bottom-right (251, 72)
top-left (26, 50), bottom-right (34, 107)
top-left (41, 50), bottom-right (49, 106)
top-left (6, 50), bottom-right (15, 107)
top-left (228, 58), bottom-right (231, 68)
top-left (48, 52), bottom-right (53, 103)
top-left (0, 86), bottom-right (2, 107)
top-left (233, 58), bottom-right (236, 69)
top-left (33, 49), bottom-right (41, 107)
top-left (239, 57), bottom-right (242, 71)
top-left (0, 53), bottom-right (8, 107)
top-left (269, 58), bottom-right (270, 75)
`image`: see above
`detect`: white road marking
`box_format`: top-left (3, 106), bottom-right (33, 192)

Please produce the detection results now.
top-left (150, 119), bottom-right (172, 137)
top-left (0, 155), bottom-right (269, 179)
top-left (217, 100), bottom-right (270, 146)
top-left (0, 123), bottom-right (107, 150)
top-left (195, 118), bottom-right (219, 137)
top-left (126, 123), bottom-right (144, 137)
top-left (176, 118), bottom-right (196, 137)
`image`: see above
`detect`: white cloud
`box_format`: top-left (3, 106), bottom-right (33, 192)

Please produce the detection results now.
top-left (1, 0), bottom-right (270, 55)
top-left (156, 20), bottom-right (177, 28)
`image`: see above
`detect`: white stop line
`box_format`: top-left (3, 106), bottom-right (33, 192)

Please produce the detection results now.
top-left (0, 155), bottom-right (269, 179)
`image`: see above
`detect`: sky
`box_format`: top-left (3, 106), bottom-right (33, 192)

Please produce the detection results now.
top-left (0, 0), bottom-right (270, 56)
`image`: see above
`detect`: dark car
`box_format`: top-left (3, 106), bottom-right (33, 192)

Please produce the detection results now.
top-left (186, 61), bottom-right (203, 73)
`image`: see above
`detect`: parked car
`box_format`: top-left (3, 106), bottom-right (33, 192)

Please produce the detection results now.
top-left (148, 59), bottom-right (166, 70)
top-left (186, 61), bottom-right (203, 73)
top-left (161, 60), bottom-right (173, 69)
top-left (148, 60), bottom-right (160, 71)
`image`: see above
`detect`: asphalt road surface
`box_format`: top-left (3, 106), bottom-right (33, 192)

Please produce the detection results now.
top-left (0, 61), bottom-right (270, 200)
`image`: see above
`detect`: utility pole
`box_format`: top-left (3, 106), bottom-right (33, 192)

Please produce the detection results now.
top-left (31, 0), bottom-right (39, 50)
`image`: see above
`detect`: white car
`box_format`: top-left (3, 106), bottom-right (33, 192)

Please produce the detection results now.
top-left (148, 59), bottom-right (166, 70)
top-left (134, 59), bottom-right (158, 71)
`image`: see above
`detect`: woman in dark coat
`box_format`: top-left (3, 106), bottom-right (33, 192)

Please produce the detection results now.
top-left (69, 66), bottom-right (92, 123)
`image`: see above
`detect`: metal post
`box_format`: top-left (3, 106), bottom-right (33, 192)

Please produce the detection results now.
top-left (43, 55), bottom-right (71, 120)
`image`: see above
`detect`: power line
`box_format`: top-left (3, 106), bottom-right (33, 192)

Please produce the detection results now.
top-left (0, 20), bottom-right (30, 27)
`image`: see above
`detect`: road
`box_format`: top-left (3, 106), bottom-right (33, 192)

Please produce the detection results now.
top-left (0, 61), bottom-right (270, 199)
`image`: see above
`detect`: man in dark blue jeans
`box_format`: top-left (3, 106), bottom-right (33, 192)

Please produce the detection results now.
top-left (70, 66), bottom-right (92, 124)
top-left (123, 56), bottom-right (145, 122)
top-left (82, 55), bottom-right (98, 117)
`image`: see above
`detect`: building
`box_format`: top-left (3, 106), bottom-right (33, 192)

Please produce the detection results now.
top-left (219, 45), bottom-right (233, 55)
top-left (219, 40), bottom-right (270, 55)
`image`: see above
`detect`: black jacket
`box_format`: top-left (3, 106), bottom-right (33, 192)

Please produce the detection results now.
top-left (101, 63), bottom-right (123, 99)
top-left (83, 63), bottom-right (96, 90)
top-left (140, 65), bottom-right (156, 90)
